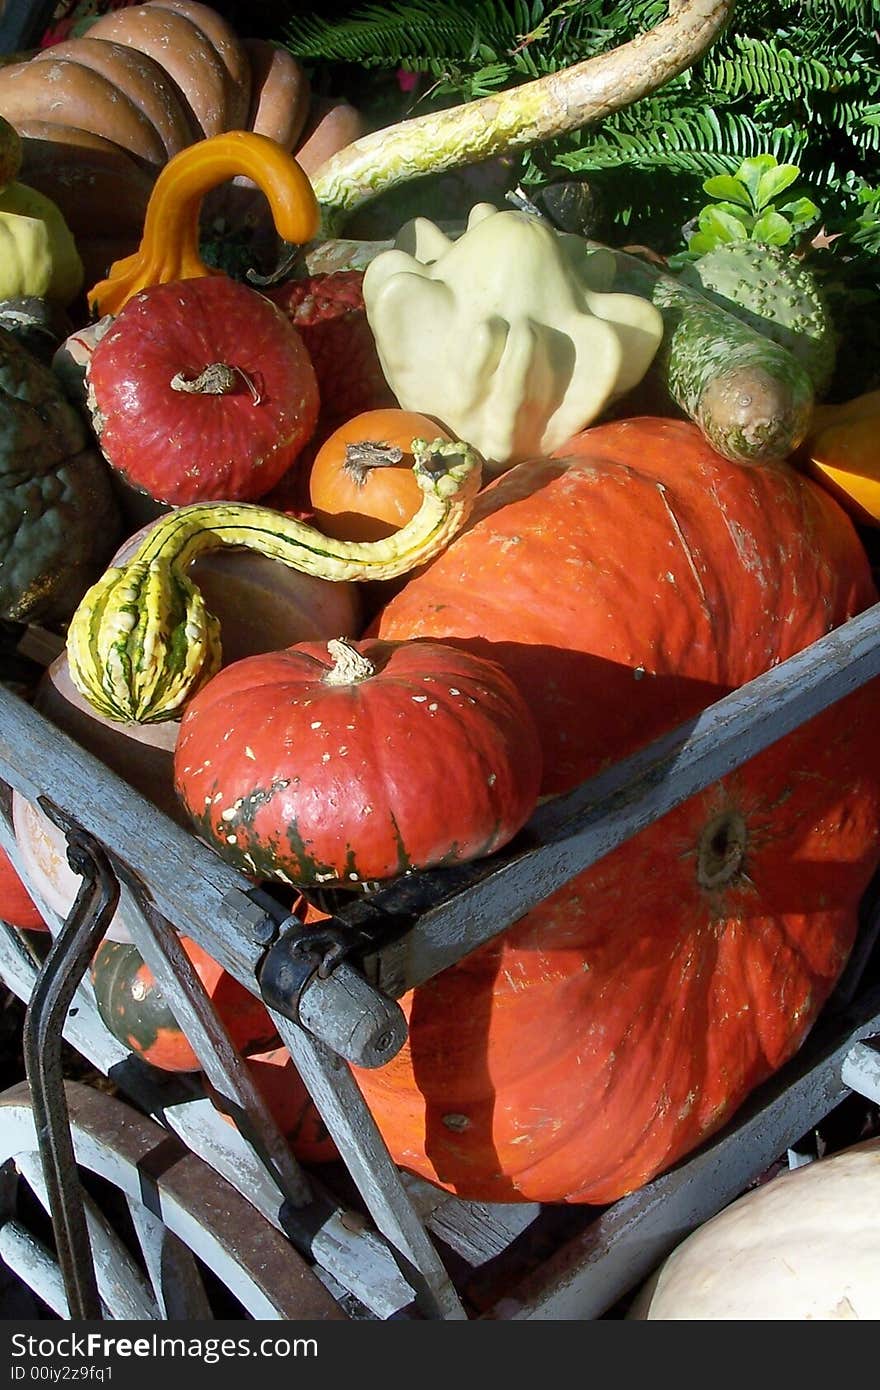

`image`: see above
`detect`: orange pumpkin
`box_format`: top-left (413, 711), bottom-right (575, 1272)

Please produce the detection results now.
top-left (308, 409), bottom-right (453, 542)
top-left (358, 417), bottom-right (880, 1205)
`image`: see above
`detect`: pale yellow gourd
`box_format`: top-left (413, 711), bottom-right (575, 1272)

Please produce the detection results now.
top-left (0, 181), bottom-right (83, 305)
top-left (362, 203), bottom-right (664, 474)
top-left (631, 1138), bottom-right (880, 1320)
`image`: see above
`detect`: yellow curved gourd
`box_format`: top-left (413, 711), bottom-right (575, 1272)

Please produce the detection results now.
top-left (87, 130), bottom-right (319, 317)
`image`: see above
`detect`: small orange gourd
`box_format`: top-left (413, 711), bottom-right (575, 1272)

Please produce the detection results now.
top-left (88, 130), bottom-right (319, 318)
top-left (308, 409), bottom-right (453, 542)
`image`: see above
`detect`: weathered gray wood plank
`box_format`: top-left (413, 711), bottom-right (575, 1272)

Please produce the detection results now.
top-left (126, 1197), bottom-right (215, 1320)
top-left (0, 1222), bottom-right (91, 1319)
top-left (119, 895), bottom-right (313, 1209)
top-left (272, 1015), bottom-right (468, 1320)
top-left (16, 1151), bottom-right (160, 1320)
top-left (841, 1040), bottom-right (880, 1105)
top-left (0, 922), bottom-right (418, 1319)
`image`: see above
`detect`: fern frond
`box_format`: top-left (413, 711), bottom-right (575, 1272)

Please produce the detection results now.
top-left (282, 0), bottom-right (628, 71)
top-left (701, 35), bottom-right (863, 103)
top-left (555, 106), bottom-right (808, 179)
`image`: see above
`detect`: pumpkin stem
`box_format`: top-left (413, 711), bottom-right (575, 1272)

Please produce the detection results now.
top-left (323, 638), bottom-right (376, 686)
top-left (343, 440), bottom-right (405, 487)
top-left (170, 363), bottom-right (261, 404)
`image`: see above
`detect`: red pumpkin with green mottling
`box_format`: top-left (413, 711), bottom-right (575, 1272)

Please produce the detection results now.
top-left (173, 636), bottom-right (542, 887)
top-left (353, 416), bottom-right (880, 1205)
top-left (90, 935), bottom-right (277, 1072)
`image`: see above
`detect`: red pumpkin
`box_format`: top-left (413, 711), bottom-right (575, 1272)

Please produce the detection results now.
top-left (173, 636), bottom-right (542, 886)
top-left (86, 276), bottom-right (319, 504)
top-left (356, 417), bottom-right (880, 1205)
top-left (0, 845), bottom-right (48, 932)
top-left (90, 934), bottom-right (277, 1072)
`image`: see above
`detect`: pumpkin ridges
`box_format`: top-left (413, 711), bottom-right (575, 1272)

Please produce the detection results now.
top-left (361, 703), bottom-right (880, 1205)
top-left (29, 38), bottom-right (198, 159)
top-left (86, 5), bottom-right (232, 141)
top-left (360, 417), bottom-right (880, 1204)
top-left (0, 59), bottom-right (168, 168)
top-left (174, 637), bottom-right (542, 886)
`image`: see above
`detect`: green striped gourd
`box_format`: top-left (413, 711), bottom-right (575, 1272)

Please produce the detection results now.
top-left (67, 437), bottom-right (481, 725)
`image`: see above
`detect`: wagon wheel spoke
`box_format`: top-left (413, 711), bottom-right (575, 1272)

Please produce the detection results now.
top-left (0, 1081), bottom-right (344, 1321)
top-left (15, 1150), bottom-right (161, 1320)
top-left (0, 1220), bottom-right (108, 1319)
top-left (125, 1195), bottom-right (214, 1320)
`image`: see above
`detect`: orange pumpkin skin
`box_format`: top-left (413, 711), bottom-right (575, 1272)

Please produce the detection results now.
top-left (91, 935), bottom-right (277, 1072)
top-left (361, 417), bottom-right (880, 1205)
top-left (308, 409), bottom-right (453, 542)
top-left (0, 846), bottom-right (47, 932)
top-left (208, 1045), bottom-right (339, 1166)
top-left (174, 637), bottom-right (542, 886)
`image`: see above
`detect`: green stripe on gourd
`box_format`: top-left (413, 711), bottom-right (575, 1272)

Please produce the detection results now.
top-left (67, 437), bottom-right (481, 725)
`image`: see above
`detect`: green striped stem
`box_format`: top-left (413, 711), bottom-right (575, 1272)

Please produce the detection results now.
top-left (67, 438), bottom-right (481, 725)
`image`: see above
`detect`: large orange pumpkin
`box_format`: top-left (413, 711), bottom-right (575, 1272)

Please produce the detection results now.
top-left (361, 416), bottom-right (880, 1205)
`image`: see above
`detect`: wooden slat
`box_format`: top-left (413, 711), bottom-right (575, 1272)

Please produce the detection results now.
top-left (126, 1197), bottom-right (214, 1321)
top-left (16, 1152), bottom-right (160, 1320)
top-left (273, 1017), bottom-right (468, 1320)
top-left (0, 922), bottom-right (418, 1319)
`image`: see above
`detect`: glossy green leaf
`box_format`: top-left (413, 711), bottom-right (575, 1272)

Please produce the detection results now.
top-left (696, 206), bottom-right (750, 243)
top-left (752, 209), bottom-right (796, 244)
top-left (701, 174), bottom-right (752, 207)
top-left (734, 155), bottom-right (778, 204)
top-left (780, 195), bottom-right (822, 230)
top-left (755, 163), bottom-right (802, 208)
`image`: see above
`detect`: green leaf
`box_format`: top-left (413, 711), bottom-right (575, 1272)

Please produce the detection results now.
top-left (752, 209), bottom-right (796, 245)
top-left (701, 174), bottom-right (752, 207)
top-left (755, 162), bottom-right (802, 208)
top-left (780, 195), bottom-right (821, 230)
top-left (735, 154), bottom-right (779, 205)
top-left (706, 201), bottom-right (753, 225)
top-left (685, 231), bottom-right (720, 256)
top-left (697, 206), bottom-right (750, 243)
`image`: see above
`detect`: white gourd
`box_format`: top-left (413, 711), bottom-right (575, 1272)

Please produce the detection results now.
top-left (630, 1137), bottom-right (880, 1320)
